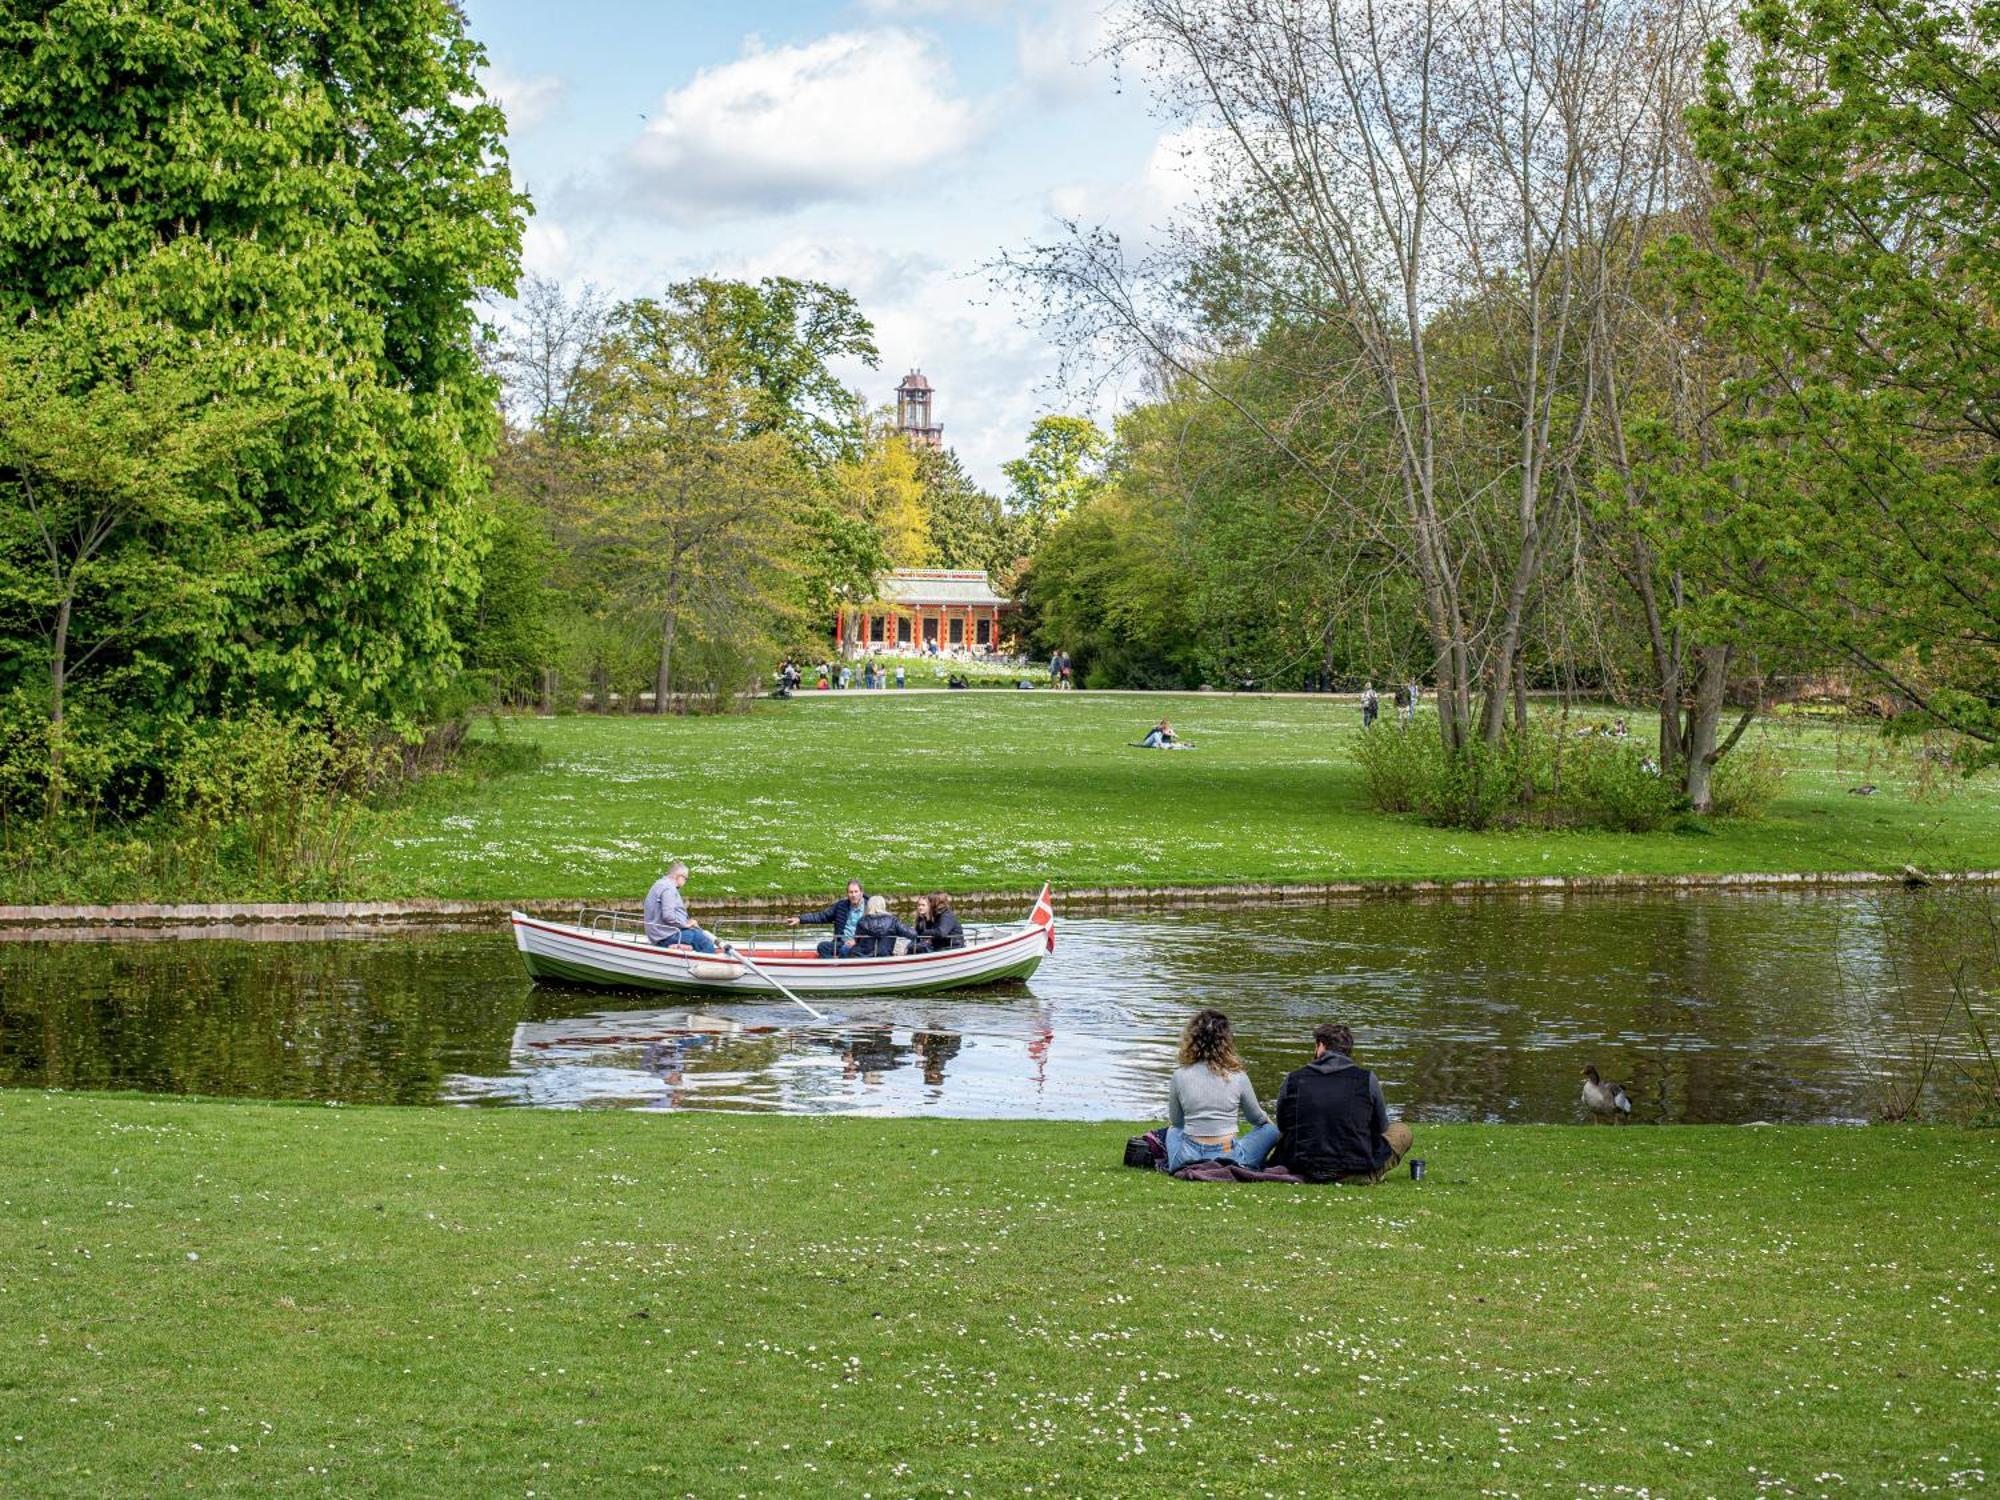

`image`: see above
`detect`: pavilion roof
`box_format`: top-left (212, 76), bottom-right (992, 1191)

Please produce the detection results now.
top-left (870, 569), bottom-right (1011, 607)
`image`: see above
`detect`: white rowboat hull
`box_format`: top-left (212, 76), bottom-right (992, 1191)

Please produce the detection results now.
top-left (510, 910), bottom-right (1051, 996)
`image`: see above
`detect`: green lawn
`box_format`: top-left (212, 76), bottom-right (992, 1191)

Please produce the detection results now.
top-left (352, 694), bottom-right (2000, 902)
top-left (2, 1092), bottom-right (1994, 1496)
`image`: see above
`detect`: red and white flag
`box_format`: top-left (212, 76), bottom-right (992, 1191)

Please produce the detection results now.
top-left (1028, 882), bottom-right (1056, 953)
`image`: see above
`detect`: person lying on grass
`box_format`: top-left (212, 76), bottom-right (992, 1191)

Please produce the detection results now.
top-left (642, 860), bottom-right (730, 956)
top-left (1272, 1023), bottom-right (1413, 1184)
top-left (1165, 1008), bottom-right (1279, 1172)
top-left (789, 879), bottom-right (866, 958)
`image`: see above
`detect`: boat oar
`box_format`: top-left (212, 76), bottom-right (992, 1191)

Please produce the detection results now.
top-left (729, 944), bottom-right (828, 1023)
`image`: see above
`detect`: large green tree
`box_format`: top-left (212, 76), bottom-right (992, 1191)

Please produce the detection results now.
top-left (1680, 0), bottom-right (2000, 765)
top-left (1002, 416), bottom-right (1108, 562)
top-left (0, 0), bottom-right (525, 726)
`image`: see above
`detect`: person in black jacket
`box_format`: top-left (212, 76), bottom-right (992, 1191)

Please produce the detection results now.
top-left (1273, 1023), bottom-right (1414, 1183)
top-left (789, 879), bottom-right (866, 958)
top-left (913, 891), bottom-right (966, 953)
top-left (850, 895), bottom-right (920, 957)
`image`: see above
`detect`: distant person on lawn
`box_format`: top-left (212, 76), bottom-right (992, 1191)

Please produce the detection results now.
top-left (790, 879), bottom-right (867, 958)
top-left (1273, 1023), bottom-right (1413, 1183)
top-left (642, 860), bottom-right (725, 955)
top-left (1140, 718), bottom-right (1179, 749)
top-left (1165, 1009), bottom-right (1278, 1172)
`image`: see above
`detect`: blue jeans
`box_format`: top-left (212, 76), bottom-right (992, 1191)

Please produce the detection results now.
top-left (1165, 1122), bottom-right (1280, 1173)
top-left (653, 927), bottom-right (717, 955)
top-left (816, 938), bottom-right (856, 958)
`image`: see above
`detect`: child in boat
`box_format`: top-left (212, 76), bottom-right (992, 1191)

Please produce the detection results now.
top-left (851, 895), bottom-right (921, 957)
top-left (913, 892), bottom-right (966, 952)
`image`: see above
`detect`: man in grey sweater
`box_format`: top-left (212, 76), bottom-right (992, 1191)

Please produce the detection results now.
top-left (643, 860), bottom-right (724, 954)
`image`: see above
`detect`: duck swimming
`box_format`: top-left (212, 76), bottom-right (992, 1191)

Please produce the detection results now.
top-left (1581, 1065), bottom-right (1632, 1122)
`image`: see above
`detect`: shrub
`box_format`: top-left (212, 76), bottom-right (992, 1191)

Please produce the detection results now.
top-left (1708, 742), bottom-right (1787, 819)
top-left (168, 709), bottom-right (394, 893)
top-left (1568, 738), bottom-right (1682, 832)
top-left (1352, 712), bottom-right (1436, 812)
top-left (1417, 732), bottom-right (1536, 831)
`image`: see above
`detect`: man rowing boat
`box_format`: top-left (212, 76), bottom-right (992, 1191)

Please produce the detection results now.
top-left (643, 860), bottom-right (728, 955)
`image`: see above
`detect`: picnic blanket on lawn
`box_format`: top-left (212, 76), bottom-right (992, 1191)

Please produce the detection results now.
top-left (1131, 1129), bottom-right (1308, 1185)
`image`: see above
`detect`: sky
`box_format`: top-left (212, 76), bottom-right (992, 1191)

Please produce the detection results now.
top-left (461, 0), bottom-right (1186, 491)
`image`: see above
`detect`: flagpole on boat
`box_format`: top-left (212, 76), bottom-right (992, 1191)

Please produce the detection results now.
top-left (729, 944), bottom-right (828, 1023)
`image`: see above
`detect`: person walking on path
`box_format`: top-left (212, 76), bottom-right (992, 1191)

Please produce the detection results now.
top-left (642, 860), bottom-right (726, 955)
top-left (1361, 682), bottom-right (1379, 729)
top-left (1165, 1009), bottom-right (1279, 1172)
top-left (1272, 1023), bottom-right (1413, 1183)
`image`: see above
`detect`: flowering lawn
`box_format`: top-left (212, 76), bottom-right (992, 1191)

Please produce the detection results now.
top-left (354, 694), bottom-right (2000, 902)
top-left (4, 1091), bottom-right (1994, 1496)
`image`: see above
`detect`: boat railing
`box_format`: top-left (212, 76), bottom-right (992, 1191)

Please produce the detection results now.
top-left (567, 910), bottom-right (1025, 951)
top-left (576, 907), bottom-right (647, 938)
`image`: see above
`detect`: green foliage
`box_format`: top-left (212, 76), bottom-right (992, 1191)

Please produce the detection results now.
top-left (1708, 740), bottom-right (1788, 820)
top-left (1351, 714), bottom-right (1433, 813)
top-left (167, 708), bottom-right (394, 892)
top-left (1566, 738), bottom-right (1683, 834)
top-left (1418, 730), bottom-right (1538, 832)
top-left (1002, 414), bottom-right (1109, 561)
top-left (914, 446), bottom-right (1011, 576)
top-left (1677, 0), bottom-right (2000, 765)
top-left (0, 0), bottom-right (524, 831)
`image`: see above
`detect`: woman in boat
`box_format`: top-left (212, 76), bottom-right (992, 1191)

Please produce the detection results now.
top-left (851, 895), bottom-right (921, 958)
top-left (913, 892), bottom-right (966, 953)
top-left (1165, 1008), bottom-right (1278, 1173)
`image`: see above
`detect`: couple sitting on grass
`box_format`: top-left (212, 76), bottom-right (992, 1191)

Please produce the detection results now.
top-left (1166, 1010), bottom-right (1413, 1183)
top-left (787, 879), bottom-right (966, 959)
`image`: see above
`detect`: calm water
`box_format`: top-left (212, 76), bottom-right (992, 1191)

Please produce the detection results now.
top-left (2, 892), bottom-right (1991, 1123)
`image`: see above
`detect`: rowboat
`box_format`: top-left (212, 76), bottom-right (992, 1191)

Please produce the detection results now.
top-left (509, 883), bottom-right (1056, 996)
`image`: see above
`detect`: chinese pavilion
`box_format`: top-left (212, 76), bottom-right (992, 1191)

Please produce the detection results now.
top-left (838, 569), bottom-right (1016, 654)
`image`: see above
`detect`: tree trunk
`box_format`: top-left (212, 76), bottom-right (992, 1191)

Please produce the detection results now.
top-left (539, 666), bottom-right (554, 716)
top-left (1684, 644), bottom-right (1731, 814)
top-left (656, 608), bottom-right (678, 716)
top-left (48, 594), bottom-right (69, 820)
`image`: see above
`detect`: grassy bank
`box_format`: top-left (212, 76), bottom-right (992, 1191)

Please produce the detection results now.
top-left (2, 1092), bottom-right (1994, 1496)
top-left (349, 695), bottom-right (2000, 902)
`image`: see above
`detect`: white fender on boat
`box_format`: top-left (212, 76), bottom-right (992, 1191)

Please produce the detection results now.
top-left (688, 960), bottom-right (746, 981)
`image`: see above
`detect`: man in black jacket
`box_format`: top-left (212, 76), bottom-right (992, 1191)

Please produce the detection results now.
top-left (1274, 1023), bottom-right (1414, 1183)
top-left (789, 879), bottom-right (866, 958)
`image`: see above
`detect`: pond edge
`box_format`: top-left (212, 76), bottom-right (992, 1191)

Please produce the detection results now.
top-left (5, 865), bottom-right (1996, 933)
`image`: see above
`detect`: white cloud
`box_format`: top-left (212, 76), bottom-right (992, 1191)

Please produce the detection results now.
top-left (622, 30), bottom-right (983, 220)
top-left (715, 234), bottom-right (1064, 489)
top-left (1017, 2), bottom-right (1117, 103)
top-left (483, 64), bottom-right (565, 135)
top-left (520, 217), bottom-right (575, 280)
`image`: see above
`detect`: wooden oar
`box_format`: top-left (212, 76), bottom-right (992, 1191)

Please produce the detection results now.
top-left (728, 943), bottom-right (828, 1023)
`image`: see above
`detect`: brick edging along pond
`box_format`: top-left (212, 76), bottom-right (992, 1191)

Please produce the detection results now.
top-left (4, 865), bottom-right (1995, 932)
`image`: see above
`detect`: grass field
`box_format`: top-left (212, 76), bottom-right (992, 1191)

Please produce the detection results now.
top-left (352, 694), bottom-right (2000, 902)
top-left (3, 1092), bottom-right (1994, 1496)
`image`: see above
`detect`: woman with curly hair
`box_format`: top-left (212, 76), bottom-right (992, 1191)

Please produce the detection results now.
top-left (1164, 1008), bottom-right (1278, 1172)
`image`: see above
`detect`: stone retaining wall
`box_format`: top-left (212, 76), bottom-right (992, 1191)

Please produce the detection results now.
top-left (4, 866), bottom-right (1994, 933)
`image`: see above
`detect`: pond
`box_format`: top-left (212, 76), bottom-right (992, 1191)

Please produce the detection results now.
top-left (2, 890), bottom-right (1991, 1124)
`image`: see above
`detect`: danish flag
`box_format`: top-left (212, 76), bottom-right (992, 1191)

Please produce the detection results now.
top-left (1028, 882), bottom-right (1056, 953)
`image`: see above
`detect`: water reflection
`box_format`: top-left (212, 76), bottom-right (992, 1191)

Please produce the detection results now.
top-left (2, 890), bottom-right (1992, 1123)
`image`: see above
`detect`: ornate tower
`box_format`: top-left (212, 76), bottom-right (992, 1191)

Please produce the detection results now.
top-left (895, 370), bottom-right (943, 449)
